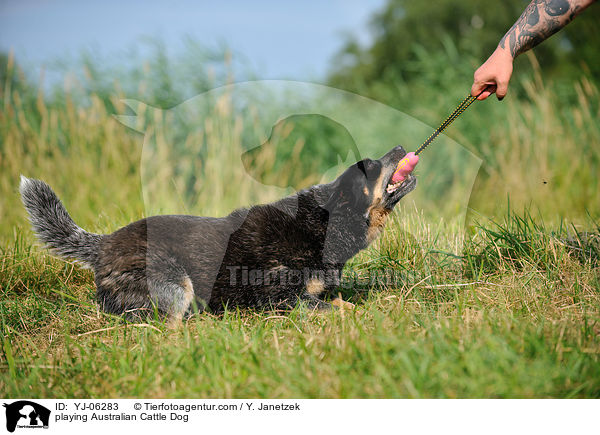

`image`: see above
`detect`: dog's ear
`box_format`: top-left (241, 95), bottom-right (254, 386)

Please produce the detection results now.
top-left (323, 160), bottom-right (374, 212)
top-left (322, 183), bottom-right (345, 212)
top-left (356, 158), bottom-right (382, 181)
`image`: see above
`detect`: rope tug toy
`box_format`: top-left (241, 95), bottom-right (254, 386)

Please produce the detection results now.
top-left (389, 88), bottom-right (490, 186)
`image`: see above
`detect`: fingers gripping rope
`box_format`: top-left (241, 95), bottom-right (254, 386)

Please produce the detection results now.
top-left (390, 89), bottom-right (488, 184)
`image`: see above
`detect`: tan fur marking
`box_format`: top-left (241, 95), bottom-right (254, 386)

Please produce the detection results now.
top-left (364, 170), bottom-right (391, 245)
top-left (331, 297), bottom-right (355, 310)
top-left (370, 172), bottom-right (387, 204)
top-left (367, 206), bottom-right (390, 244)
top-left (306, 278), bottom-right (325, 296)
top-left (168, 276), bottom-right (195, 328)
top-left (181, 276), bottom-right (195, 308)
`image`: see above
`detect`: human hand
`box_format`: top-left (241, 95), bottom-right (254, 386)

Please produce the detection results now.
top-left (471, 46), bottom-right (514, 100)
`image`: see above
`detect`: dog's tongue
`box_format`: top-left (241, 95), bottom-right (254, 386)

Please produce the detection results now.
top-left (391, 152), bottom-right (419, 184)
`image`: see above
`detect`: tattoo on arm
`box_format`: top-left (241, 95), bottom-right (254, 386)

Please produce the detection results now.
top-left (499, 0), bottom-right (593, 58)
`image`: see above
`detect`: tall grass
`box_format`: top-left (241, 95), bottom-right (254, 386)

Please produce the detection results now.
top-left (1, 49), bottom-right (598, 244)
top-left (465, 62), bottom-right (600, 220)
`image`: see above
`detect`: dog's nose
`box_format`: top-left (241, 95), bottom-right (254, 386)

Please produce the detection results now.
top-left (394, 145), bottom-right (406, 153)
top-left (392, 145), bottom-right (407, 157)
top-left (382, 145), bottom-right (407, 162)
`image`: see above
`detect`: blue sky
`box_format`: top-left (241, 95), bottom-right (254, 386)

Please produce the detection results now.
top-left (0, 0), bottom-right (386, 81)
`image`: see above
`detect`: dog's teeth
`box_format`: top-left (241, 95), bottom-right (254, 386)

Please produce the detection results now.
top-left (386, 184), bottom-right (398, 193)
top-left (386, 179), bottom-right (405, 193)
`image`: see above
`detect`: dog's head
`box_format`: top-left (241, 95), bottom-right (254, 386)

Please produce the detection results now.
top-left (324, 145), bottom-right (417, 243)
top-left (326, 145), bottom-right (417, 211)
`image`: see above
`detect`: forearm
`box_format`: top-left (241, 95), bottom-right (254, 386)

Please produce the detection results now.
top-left (499, 0), bottom-right (596, 58)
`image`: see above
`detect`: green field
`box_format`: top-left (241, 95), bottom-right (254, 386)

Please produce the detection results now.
top-left (1, 24), bottom-right (599, 398)
top-left (1, 211), bottom-right (599, 398)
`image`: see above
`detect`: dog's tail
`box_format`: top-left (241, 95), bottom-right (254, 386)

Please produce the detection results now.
top-left (19, 176), bottom-right (103, 268)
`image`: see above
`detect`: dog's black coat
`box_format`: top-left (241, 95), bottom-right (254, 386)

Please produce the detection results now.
top-left (20, 146), bottom-right (416, 321)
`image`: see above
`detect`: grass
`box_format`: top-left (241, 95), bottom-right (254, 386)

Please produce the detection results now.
top-left (1, 211), bottom-right (598, 398)
top-left (0, 48), bottom-right (599, 398)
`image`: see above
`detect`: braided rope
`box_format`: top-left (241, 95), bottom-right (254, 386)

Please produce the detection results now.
top-left (414, 87), bottom-right (490, 156)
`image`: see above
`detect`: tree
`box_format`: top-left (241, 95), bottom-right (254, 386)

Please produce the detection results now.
top-left (329, 0), bottom-right (600, 96)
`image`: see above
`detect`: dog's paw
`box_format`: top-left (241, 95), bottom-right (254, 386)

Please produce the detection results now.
top-left (331, 297), bottom-right (356, 310)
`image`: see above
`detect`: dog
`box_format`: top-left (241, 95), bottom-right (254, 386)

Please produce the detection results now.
top-left (20, 145), bottom-right (416, 323)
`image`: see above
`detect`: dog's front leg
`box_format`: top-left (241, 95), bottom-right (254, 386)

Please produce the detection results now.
top-left (330, 297), bottom-right (355, 310)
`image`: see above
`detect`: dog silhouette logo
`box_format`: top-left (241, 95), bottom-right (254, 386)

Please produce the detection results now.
top-left (3, 401), bottom-right (50, 432)
top-left (241, 114), bottom-right (362, 191)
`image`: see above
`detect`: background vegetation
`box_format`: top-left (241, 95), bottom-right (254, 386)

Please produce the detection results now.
top-left (0, 0), bottom-right (598, 397)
